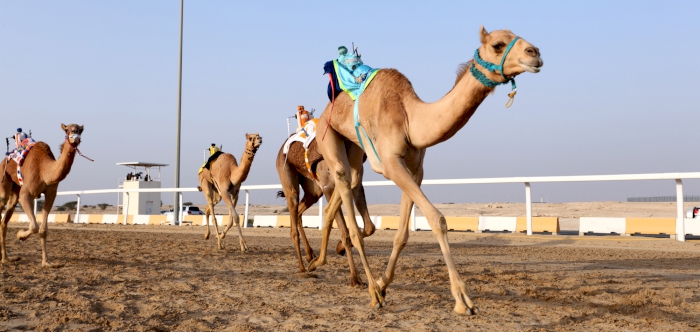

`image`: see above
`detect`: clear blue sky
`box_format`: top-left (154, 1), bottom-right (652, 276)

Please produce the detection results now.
top-left (2, 0), bottom-right (699, 207)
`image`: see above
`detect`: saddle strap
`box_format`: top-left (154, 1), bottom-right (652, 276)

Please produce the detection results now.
top-left (353, 98), bottom-right (381, 162)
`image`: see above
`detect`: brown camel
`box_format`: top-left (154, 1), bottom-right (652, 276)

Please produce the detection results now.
top-left (275, 138), bottom-right (375, 286)
top-left (198, 133), bottom-right (262, 250)
top-left (0, 124), bottom-right (85, 267)
top-left (309, 27), bottom-right (543, 314)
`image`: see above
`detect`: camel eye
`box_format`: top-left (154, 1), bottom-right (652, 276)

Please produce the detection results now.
top-left (492, 42), bottom-right (505, 53)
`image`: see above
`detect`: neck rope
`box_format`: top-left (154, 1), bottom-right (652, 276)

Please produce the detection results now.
top-left (65, 137), bottom-right (94, 162)
top-left (470, 37), bottom-right (520, 107)
top-left (246, 146), bottom-right (258, 157)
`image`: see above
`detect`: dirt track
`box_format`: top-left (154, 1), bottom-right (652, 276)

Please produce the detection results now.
top-left (1, 224), bottom-right (700, 331)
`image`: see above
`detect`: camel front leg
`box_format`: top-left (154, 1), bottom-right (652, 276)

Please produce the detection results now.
top-left (209, 200), bottom-right (225, 250)
top-left (221, 191), bottom-right (246, 252)
top-left (38, 190), bottom-right (62, 268)
top-left (16, 194), bottom-right (39, 242)
top-left (377, 191), bottom-right (415, 296)
top-left (383, 156), bottom-right (477, 315)
top-left (204, 204), bottom-right (212, 240)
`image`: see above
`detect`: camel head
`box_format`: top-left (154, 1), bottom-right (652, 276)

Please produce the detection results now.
top-left (476, 26), bottom-right (543, 80)
top-left (61, 123), bottom-right (84, 147)
top-left (245, 133), bottom-right (262, 153)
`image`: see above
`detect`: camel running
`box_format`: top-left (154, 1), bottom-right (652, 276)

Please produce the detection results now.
top-left (309, 27), bottom-right (543, 314)
top-left (198, 133), bottom-right (262, 250)
top-left (275, 138), bottom-right (374, 286)
top-left (0, 124), bottom-right (85, 267)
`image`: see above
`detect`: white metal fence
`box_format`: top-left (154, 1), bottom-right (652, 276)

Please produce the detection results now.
top-left (52, 172), bottom-right (700, 242)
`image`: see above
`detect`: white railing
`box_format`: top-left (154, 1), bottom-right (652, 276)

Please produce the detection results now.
top-left (52, 172), bottom-right (700, 242)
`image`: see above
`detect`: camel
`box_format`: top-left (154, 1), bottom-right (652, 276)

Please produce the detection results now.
top-left (0, 123), bottom-right (85, 267)
top-left (310, 27), bottom-right (543, 314)
top-left (275, 138), bottom-right (375, 286)
top-left (198, 133), bottom-right (262, 250)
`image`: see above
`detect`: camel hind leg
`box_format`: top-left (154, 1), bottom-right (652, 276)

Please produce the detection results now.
top-left (200, 180), bottom-right (220, 241)
top-left (1, 187), bottom-right (21, 263)
top-left (282, 184), bottom-right (307, 272)
top-left (297, 177), bottom-right (324, 263)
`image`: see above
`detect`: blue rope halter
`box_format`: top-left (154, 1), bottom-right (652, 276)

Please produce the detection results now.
top-left (471, 37), bottom-right (519, 95)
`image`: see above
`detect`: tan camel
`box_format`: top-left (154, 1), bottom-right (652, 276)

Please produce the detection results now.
top-left (275, 139), bottom-right (375, 286)
top-left (310, 27), bottom-right (543, 314)
top-left (198, 133), bottom-right (262, 250)
top-left (0, 124), bottom-right (85, 267)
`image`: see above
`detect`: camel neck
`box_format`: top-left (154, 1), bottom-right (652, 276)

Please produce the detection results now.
top-left (45, 141), bottom-right (77, 185)
top-left (407, 68), bottom-right (493, 149)
top-left (233, 147), bottom-right (256, 183)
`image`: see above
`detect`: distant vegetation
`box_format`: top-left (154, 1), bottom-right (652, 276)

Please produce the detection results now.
top-left (55, 201), bottom-right (78, 211)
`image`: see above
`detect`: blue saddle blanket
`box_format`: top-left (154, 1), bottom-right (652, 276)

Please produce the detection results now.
top-left (323, 60), bottom-right (380, 101)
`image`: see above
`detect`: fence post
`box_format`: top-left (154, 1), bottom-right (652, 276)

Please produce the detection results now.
top-left (123, 192), bottom-right (129, 225)
top-left (676, 179), bottom-right (685, 242)
top-left (178, 192), bottom-right (183, 226)
top-left (410, 204), bottom-right (416, 231)
top-left (318, 195), bottom-right (324, 230)
top-left (525, 182), bottom-right (532, 236)
top-left (33, 197), bottom-right (38, 216)
top-left (75, 194), bottom-right (81, 224)
top-left (244, 190), bottom-right (249, 228)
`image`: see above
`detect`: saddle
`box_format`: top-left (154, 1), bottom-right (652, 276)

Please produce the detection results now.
top-left (6, 138), bottom-right (36, 186)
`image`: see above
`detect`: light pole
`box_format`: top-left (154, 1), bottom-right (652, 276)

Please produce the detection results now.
top-left (173, 0), bottom-right (184, 225)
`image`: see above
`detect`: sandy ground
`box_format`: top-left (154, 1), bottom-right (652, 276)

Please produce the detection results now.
top-left (1, 218), bottom-right (700, 331)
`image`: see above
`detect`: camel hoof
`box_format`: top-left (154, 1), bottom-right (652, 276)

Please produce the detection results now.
top-left (305, 252), bottom-right (316, 263)
top-left (472, 307), bottom-right (480, 315)
top-left (370, 299), bottom-right (387, 309)
top-left (1, 257), bottom-right (21, 264)
top-left (336, 241), bottom-right (346, 256)
top-left (17, 233), bottom-right (29, 241)
top-left (350, 277), bottom-right (366, 288)
top-left (204, 234), bottom-right (210, 240)
top-left (219, 232), bottom-right (226, 239)
top-left (307, 258), bottom-right (319, 272)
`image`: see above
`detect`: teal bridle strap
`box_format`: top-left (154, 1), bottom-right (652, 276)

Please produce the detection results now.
top-left (354, 98), bottom-right (381, 162)
top-left (471, 37), bottom-right (520, 90)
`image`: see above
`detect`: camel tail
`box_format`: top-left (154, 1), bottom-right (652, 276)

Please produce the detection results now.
top-left (276, 190), bottom-right (285, 198)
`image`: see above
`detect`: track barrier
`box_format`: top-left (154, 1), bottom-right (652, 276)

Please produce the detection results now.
top-left (5, 212), bottom-right (700, 239)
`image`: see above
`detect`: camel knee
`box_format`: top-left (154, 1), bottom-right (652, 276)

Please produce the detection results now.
top-left (393, 233), bottom-right (409, 250)
top-left (335, 170), bottom-right (350, 189)
top-left (429, 216), bottom-right (448, 235)
top-left (290, 229), bottom-right (300, 243)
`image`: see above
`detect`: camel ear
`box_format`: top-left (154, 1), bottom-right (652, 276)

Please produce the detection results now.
top-left (78, 125), bottom-right (84, 133)
top-left (61, 123), bottom-right (68, 131)
top-left (480, 25), bottom-right (490, 44)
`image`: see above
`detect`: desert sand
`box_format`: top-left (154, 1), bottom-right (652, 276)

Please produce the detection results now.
top-left (1, 202), bottom-right (699, 331)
